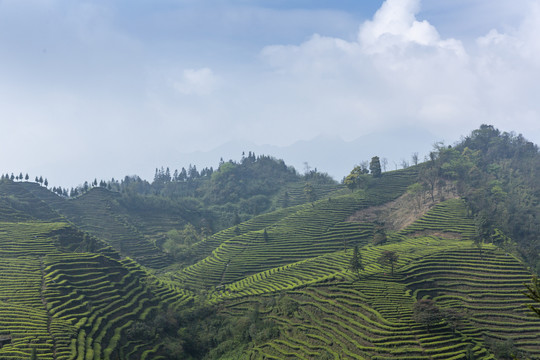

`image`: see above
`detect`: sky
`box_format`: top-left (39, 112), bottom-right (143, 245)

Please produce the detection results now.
top-left (1, 0), bottom-right (539, 187)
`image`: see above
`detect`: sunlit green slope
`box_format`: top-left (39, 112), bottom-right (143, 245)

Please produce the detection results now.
top-left (0, 216), bottom-right (190, 359)
top-left (199, 198), bottom-right (540, 359)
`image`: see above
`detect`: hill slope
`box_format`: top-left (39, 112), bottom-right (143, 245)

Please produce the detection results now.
top-left (0, 125), bottom-right (538, 359)
top-left (182, 198), bottom-right (539, 359)
top-left (0, 217), bottom-right (189, 359)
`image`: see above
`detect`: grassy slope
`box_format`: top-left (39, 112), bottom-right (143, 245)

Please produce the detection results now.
top-left (0, 183), bottom-right (191, 359)
top-left (17, 183), bottom-right (175, 268)
top-left (173, 169), bottom-right (418, 290)
top-left (0, 159), bottom-right (538, 359)
top-left (173, 166), bottom-right (540, 359)
top-left (206, 198), bottom-right (540, 359)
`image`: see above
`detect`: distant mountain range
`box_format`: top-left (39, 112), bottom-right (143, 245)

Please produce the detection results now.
top-left (176, 127), bottom-right (438, 180)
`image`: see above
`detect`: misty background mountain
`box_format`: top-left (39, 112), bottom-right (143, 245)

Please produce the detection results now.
top-left (178, 127), bottom-right (436, 182)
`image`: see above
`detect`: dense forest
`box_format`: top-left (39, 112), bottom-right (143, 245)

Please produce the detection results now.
top-left (0, 125), bottom-right (539, 359)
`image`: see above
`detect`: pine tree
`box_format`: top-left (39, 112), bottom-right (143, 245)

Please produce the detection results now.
top-left (370, 156), bottom-right (382, 177)
top-left (349, 245), bottom-right (363, 277)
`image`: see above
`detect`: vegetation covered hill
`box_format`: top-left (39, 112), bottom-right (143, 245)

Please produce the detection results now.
top-left (1, 155), bottom-right (341, 269)
top-left (0, 125), bottom-right (539, 359)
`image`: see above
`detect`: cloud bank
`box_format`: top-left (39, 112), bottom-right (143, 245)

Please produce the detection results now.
top-left (253, 0), bottom-right (540, 145)
top-left (0, 0), bottom-right (539, 186)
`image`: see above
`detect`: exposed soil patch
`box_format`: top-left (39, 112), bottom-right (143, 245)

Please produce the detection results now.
top-left (347, 185), bottom-right (458, 231)
top-left (407, 230), bottom-right (462, 239)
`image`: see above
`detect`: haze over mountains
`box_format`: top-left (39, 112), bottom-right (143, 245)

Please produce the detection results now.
top-left (175, 127), bottom-right (437, 181)
top-left (21, 127), bottom-right (438, 189)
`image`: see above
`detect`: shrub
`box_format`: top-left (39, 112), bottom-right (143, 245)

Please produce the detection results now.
top-left (412, 299), bottom-right (443, 331)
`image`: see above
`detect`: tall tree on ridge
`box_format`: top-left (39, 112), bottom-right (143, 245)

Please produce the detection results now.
top-left (370, 156), bottom-right (382, 178)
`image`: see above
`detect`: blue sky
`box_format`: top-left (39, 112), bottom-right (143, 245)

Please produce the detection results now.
top-left (1, 0), bottom-right (539, 187)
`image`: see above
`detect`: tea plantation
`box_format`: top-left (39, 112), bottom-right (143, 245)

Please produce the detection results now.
top-left (0, 126), bottom-right (538, 359)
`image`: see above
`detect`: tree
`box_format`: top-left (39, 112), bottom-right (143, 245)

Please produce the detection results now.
top-left (400, 159), bottom-right (410, 169)
top-left (303, 161), bottom-right (312, 175)
top-left (263, 228), bottom-right (269, 242)
top-left (25, 173), bottom-right (29, 181)
top-left (369, 156), bottom-right (382, 178)
top-left (484, 338), bottom-right (523, 360)
top-left (412, 152), bottom-right (419, 166)
top-left (179, 167), bottom-right (187, 182)
top-left (381, 157), bottom-right (388, 172)
top-left (349, 245), bottom-right (363, 277)
top-left (344, 172), bottom-right (358, 192)
top-left (359, 161), bottom-right (369, 174)
top-left (344, 166), bottom-right (370, 192)
top-left (407, 183), bottom-right (424, 211)
top-left (413, 299), bottom-right (443, 331)
top-left (442, 307), bottom-right (464, 334)
top-left (282, 191), bottom-right (289, 208)
top-left (372, 227), bottom-right (387, 245)
top-left (377, 250), bottom-right (399, 275)
top-left (233, 212), bottom-right (241, 226)
top-left (303, 182), bottom-right (316, 203)
top-left (419, 166), bottom-right (438, 202)
top-left (524, 276), bottom-right (540, 318)
top-left (44, 178), bottom-right (48, 187)
top-left (465, 344), bottom-right (475, 360)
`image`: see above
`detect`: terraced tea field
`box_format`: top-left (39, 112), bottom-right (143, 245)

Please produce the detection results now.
top-left (18, 183), bottom-right (175, 268)
top-left (176, 169), bottom-right (419, 290)
top-left (1, 159), bottom-right (538, 359)
top-left (0, 219), bottom-right (190, 359)
top-left (198, 196), bottom-right (540, 359)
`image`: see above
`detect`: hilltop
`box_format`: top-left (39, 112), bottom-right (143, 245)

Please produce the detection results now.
top-left (0, 125), bottom-right (538, 359)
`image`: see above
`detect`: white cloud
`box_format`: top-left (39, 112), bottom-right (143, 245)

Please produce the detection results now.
top-left (254, 0), bottom-right (540, 143)
top-left (173, 68), bottom-right (219, 95)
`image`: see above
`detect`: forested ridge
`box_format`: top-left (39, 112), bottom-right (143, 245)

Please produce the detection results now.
top-left (0, 125), bottom-right (539, 359)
